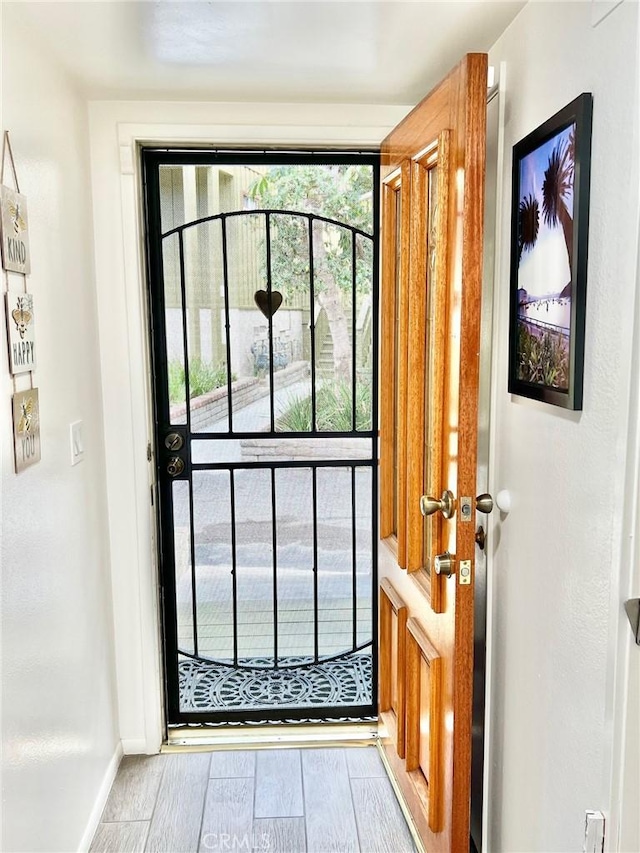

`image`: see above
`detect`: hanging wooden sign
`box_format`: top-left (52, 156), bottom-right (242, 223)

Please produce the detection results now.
top-left (5, 291), bottom-right (36, 374)
top-left (1, 185), bottom-right (31, 274)
top-left (12, 387), bottom-right (41, 472)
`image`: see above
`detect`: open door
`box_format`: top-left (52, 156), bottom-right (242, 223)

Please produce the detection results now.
top-left (378, 53), bottom-right (487, 851)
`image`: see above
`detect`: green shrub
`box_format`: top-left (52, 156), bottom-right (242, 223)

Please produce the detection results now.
top-left (517, 324), bottom-right (568, 388)
top-left (168, 359), bottom-right (231, 403)
top-left (278, 379), bottom-right (372, 431)
top-left (168, 360), bottom-right (186, 404)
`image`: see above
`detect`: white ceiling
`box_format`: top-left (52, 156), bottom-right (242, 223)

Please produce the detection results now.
top-left (9, 1), bottom-right (526, 104)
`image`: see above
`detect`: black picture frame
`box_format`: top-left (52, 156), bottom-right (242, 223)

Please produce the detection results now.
top-left (508, 92), bottom-right (593, 410)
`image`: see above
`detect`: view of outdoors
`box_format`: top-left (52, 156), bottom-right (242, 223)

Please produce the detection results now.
top-left (156, 161), bottom-right (376, 715)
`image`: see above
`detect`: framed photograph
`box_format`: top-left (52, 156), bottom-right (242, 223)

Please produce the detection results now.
top-left (508, 93), bottom-right (593, 410)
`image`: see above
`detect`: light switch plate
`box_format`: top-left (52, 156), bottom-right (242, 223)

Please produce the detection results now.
top-left (583, 810), bottom-right (605, 853)
top-left (70, 420), bottom-right (84, 466)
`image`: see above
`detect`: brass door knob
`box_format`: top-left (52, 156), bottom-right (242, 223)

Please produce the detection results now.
top-left (420, 489), bottom-right (455, 519)
top-left (476, 493), bottom-right (494, 514)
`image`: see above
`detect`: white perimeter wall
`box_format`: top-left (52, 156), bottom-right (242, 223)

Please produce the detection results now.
top-left (486, 2), bottom-right (640, 851)
top-left (0, 10), bottom-right (120, 853)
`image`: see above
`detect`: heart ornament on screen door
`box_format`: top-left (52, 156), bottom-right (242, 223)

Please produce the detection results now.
top-left (254, 289), bottom-right (283, 318)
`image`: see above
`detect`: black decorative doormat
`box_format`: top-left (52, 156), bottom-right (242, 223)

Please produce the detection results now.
top-left (179, 653), bottom-right (372, 712)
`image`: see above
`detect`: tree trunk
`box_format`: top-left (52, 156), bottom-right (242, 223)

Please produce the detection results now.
top-left (312, 224), bottom-right (351, 381)
top-left (559, 201), bottom-right (574, 272)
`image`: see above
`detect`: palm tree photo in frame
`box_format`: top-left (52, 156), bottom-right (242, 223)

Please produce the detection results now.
top-left (509, 93), bottom-right (593, 409)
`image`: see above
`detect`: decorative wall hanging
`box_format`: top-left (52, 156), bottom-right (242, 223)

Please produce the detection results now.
top-left (1, 184), bottom-right (31, 275)
top-left (12, 387), bottom-right (41, 472)
top-left (3, 130), bottom-right (41, 471)
top-left (508, 93), bottom-right (593, 410)
top-left (5, 291), bottom-right (36, 374)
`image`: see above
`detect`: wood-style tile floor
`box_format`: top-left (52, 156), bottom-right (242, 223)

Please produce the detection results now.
top-left (90, 746), bottom-right (416, 853)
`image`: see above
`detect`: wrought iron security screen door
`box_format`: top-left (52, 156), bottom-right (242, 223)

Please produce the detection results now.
top-left (143, 150), bottom-right (379, 724)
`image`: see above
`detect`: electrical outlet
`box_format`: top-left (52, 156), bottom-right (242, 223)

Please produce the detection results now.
top-left (584, 810), bottom-right (605, 853)
top-left (70, 420), bottom-right (85, 466)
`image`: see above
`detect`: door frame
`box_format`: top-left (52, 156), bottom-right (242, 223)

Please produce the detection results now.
top-left (87, 103), bottom-right (410, 752)
top-left (480, 65), bottom-right (507, 853)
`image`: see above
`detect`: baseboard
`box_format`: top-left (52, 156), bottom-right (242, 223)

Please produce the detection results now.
top-left (121, 737), bottom-right (151, 754)
top-left (77, 742), bottom-right (123, 852)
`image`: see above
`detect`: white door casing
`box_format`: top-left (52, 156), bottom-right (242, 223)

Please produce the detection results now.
top-left (87, 102), bottom-right (411, 752)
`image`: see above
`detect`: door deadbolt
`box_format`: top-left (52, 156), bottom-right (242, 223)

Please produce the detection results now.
top-left (167, 456), bottom-right (185, 477)
top-left (434, 551), bottom-right (455, 577)
top-left (165, 432), bottom-right (184, 452)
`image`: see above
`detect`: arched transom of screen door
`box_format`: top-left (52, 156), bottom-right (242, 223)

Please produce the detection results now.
top-left (378, 53), bottom-right (487, 852)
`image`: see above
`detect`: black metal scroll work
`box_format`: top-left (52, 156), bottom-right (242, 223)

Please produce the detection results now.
top-left (179, 654), bottom-right (372, 712)
top-left (160, 211), bottom-right (375, 676)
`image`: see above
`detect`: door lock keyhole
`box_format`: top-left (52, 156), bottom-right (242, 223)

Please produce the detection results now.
top-left (167, 457), bottom-right (185, 478)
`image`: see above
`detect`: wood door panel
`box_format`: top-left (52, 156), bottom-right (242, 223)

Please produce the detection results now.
top-left (405, 158), bottom-right (429, 573)
top-left (379, 579), bottom-right (408, 758)
top-left (378, 52), bottom-right (487, 853)
top-left (405, 132), bottom-right (451, 614)
top-left (379, 183), bottom-right (398, 541)
top-left (396, 163), bottom-right (412, 567)
top-left (405, 617), bottom-right (443, 834)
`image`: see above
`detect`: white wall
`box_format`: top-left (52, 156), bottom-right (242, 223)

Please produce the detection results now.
top-left (487, 2), bottom-right (640, 851)
top-left (1, 10), bottom-right (120, 852)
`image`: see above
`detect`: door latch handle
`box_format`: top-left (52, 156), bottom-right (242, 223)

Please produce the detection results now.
top-left (420, 489), bottom-right (455, 519)
top-left (475, 493), bottom-right (494, 514)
